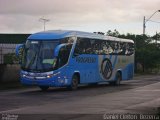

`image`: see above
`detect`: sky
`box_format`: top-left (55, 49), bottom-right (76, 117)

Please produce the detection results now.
top-left (0, 0), bottom-right (160, 35)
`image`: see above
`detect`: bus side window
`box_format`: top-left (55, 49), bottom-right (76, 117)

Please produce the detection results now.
top-left (118, 43), bottom-right (124, 55)
top-left (108, 41), bottom-right (113, 55)
top-left (92, 40), bottom-right (99, 54)
top-left (101, 41), bottom-right (108, 54)
top-left (127, 43), bottom-right (134, 56)
top-left (58, 44), bottom-right (72, 67)
top-left (74, 38), bottom-right (83, 54)
top-left (92, 39), bottom-right (103, 54)
top-left (119, 42), bottom-right (126, 55)
top-left (90, 39), bottom-right (96, 54)
top-left (91, 40), bottom-right (112, 55)
top-left (83, 38), bottom-right (92, 54)
top-left (74, 38), bottom-right (92, 55)
top-left (118, 42), bottom-right (134, 56)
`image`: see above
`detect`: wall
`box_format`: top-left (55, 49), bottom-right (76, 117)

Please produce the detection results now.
top-left (0, 64), bottom-right (20, 82)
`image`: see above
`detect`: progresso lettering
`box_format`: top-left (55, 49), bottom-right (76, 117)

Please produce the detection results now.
top-left (76, 57), bottom-right (96, 63)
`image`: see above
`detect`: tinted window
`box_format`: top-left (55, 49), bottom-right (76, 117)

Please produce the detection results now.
top-left (58, 44), bottom-right (72, 67)
top-left (74, 37), bottom-right (134, 56)
top-left (74, 38), bottom-right (92, 54)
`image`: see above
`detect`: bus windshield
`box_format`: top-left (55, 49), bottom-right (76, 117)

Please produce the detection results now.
top-left (21, 40), bottom-right (59, 72)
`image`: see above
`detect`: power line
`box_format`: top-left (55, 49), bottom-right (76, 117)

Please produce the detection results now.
top-left (143, 10), bottom-right (160, 35)
top-left (148, 20), bottom-right (160, 24)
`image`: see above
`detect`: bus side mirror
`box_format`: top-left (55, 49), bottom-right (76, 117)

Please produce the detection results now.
top-left (15, 44), bottom-right (24, 57)
top-left (15, 44), bottom-right (24, 64)
top-left (54, 44), bottom-right (67, 57)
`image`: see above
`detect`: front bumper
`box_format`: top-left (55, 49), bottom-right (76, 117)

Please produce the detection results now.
top-left (20, 71), bottom-right (70, 87)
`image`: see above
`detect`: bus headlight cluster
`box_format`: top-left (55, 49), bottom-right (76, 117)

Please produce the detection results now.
top-left (45, 72), bottom-right (60, 79)
top-left (46, 74), bottom-right (53, 78)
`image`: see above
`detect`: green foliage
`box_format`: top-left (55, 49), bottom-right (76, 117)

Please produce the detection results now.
top-left (4, 54), bottom-right (13, 64)
top-left (106, 29), bottom-right (120, 37)
top-left (134, 33), bottom-right (160, 73)
top-left (4, 53), bottom-right (19, 64)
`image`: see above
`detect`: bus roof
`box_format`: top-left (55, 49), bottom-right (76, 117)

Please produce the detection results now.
top-left (28, 30), bottom-right (134, 43)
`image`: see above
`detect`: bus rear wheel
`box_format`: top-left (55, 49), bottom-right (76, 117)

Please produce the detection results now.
top-left (109, 72), bottom-right (121, 86)
top-left (39, 86), bottom-right (49, 91)
top-left (68, 74), bottom-right (79, 90)
top-left (115, 72), bottom-right (121, 86)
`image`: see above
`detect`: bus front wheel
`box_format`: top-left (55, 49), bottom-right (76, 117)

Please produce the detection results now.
top-left (39, 86), bottom-right (49, 91)
top-left (68, 75), bottom-right (79, 90)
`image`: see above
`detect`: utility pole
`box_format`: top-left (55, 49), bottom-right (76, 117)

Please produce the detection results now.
top-left (143, 16), bottom-right (146, 35)
top-left (143, 10), bottom-right (160, 35)
top-left (39, 17), bottom-right (50, 31)
top-left (156, 31), bottom-right (158, 44)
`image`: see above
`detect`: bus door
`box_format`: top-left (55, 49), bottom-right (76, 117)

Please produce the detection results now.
top-left (54, 43), bottom-right (73, 82)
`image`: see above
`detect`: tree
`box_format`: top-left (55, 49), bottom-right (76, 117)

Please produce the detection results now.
top-left (152, 32), bottom-right (160, 44)
top-left (106, 29), bottom-right (120, 37)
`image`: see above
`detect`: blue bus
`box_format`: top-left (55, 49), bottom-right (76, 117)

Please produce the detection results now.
top-left (16, 30), bottom-right (134, 91)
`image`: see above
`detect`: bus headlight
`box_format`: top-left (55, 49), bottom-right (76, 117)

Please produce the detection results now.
top-left (46, 75), bottom-right (52, 78)
top-left (46, 72), bottom-right (60, 79)
top-left (22, 74), bottom-right (26, 77)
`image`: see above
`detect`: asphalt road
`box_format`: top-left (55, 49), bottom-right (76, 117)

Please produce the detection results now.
top-left (0, 75), bottom-right (160, 120)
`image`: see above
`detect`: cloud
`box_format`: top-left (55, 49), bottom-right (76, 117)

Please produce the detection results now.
top-left (0, 0), bottom-right (103, 15)
top-left (0, 0), bottom-right (160, 34)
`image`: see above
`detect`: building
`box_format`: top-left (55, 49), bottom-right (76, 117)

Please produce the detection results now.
top-left (0, 34), bottom-right (30, 64)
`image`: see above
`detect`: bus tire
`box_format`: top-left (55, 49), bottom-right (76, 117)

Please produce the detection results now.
top-left (39, 86), bottom-right (49, 91)
top-left (68, 74), bottom-right (79, 90)
top-left (109, 72), bottom-right (121, 86)
top-left (115, 72), bottom-right (121, 86)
